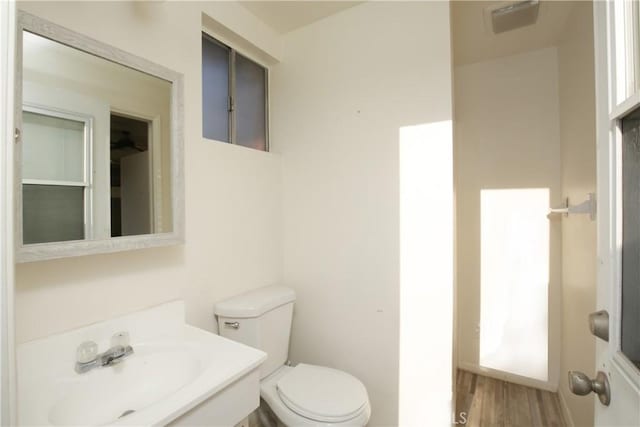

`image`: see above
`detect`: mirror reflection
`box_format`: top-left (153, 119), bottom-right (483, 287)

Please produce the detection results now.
top-left (21, 31), bottom-right (173, 244)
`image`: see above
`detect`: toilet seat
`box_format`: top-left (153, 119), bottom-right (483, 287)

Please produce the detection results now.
top-left (276, 364), bottom-right (368, 423)
top-left (260, 365), bottom-right (371, 426)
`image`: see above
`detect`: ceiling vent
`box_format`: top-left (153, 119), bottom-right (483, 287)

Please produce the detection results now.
top-left (485, 0), bottom-right (540, 34)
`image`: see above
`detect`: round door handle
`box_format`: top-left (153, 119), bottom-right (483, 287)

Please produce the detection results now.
top-left (568, 370), bottom-right (611, 406)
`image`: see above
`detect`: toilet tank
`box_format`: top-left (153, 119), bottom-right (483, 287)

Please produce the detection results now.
top-left (214, 286), bottom-right (295, 379)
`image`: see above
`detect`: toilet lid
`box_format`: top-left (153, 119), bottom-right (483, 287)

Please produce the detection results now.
top-left (276, 364), bottom-right (369, 423)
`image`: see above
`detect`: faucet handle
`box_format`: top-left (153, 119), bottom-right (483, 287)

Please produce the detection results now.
top-left (76, 341), bottom-right (98, 364)
top-left (111, 331), bottom-right (130, 348)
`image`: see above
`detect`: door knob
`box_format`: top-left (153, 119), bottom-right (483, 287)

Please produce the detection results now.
top-left (568, 371), bottom-right (611, 406)
top-left (588, 310), bottom-right (609, 341)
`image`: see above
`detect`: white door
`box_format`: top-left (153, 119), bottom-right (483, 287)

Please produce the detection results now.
top-left (593, 1), bottom-right (640, 425)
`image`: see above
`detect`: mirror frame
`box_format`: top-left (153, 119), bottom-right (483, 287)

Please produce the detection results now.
top-left (15, 11), bottom-right (184, 263)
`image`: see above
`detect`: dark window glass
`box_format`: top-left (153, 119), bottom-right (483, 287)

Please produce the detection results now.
top-left (202, 34), bottom-right (230, 142)
top-left (621, 108), bottom-right (640, 371)
top-left (23, 184), bottom-right (85, 244)
top-left (236, 53), bottom-right (267, 151)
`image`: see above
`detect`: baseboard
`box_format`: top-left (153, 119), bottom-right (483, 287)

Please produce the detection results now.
top-left (458, 362), bottom-right (557, 392)
top-left (557, 390), bottom-right (576, 427)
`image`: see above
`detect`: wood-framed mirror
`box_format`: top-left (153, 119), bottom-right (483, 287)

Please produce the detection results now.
top-left (15, 11), bottom-right (184, 262)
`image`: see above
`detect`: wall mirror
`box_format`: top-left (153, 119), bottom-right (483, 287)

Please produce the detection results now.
top-left (15, 12), bottom-right (184, 262)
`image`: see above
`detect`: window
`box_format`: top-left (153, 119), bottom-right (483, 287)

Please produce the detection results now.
top-left (202, 33), bottom-right (268, 151)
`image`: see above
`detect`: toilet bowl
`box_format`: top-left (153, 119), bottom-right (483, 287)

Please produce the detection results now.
top-left (215, 286), bottom-right (371, 427)
top-left (261, 364), bottom-right (371, 426)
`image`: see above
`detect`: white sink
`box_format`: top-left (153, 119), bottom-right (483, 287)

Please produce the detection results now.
top-left (17, 301), bottom-right (266, 426)
top-left (49, 344), bottom-right (201, 425)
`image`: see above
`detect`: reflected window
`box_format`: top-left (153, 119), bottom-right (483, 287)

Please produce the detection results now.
top-left (202, 33), bottom-right (268, 151)
top-left (480, 188), bottom-right (549, 381)
top-left (22, 109), bottom-right (90, 243)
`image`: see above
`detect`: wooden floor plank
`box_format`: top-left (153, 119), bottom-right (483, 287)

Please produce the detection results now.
top-left (456, 370), bottom-right (566, 427)
top-left (456, 369), bottom-right (471, 423)
top-left (494, 379), bottom-right (505, 425)
top-left (511, 382), bottom-right (533, 427)
top-left (503, 381), bottom-right (516, 426)
top-left (462, 372), bottom-right (477, 423)
top-left (467, 374), bottom-right (484, 427)
top-left (527, 387), bottom-right (543, 427)
top-left (536, 389), bottom-right (550, 426)
top-left (482, 376), bottom-right (499, 426)
top-left (542, 389), bottom-right (565, 427)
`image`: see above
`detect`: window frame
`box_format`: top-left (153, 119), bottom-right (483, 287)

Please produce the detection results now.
top-left (201, 31), bottom-right (269, 151)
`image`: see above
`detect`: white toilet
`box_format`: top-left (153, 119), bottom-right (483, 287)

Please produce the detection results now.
top-left (215, 286), bottom-right (371, 427)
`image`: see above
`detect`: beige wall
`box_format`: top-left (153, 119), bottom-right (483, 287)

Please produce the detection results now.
top-left (271, 2), bottom-right (453, 425)
top-left (455, 47), bottom-right (563, 389)
top-left (557, 2), bottom-right (597, 426)
top-left (15, 1), bottom-right (283, 343)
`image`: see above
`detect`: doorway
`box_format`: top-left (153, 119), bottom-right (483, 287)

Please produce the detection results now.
top-left (452, 1), bottom-right (596, 425)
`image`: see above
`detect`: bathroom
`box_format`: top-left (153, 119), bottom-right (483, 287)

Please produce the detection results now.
top-left (0, 1), bottom-right (639, 426)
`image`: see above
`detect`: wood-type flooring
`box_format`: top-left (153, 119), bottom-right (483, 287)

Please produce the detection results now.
top-left (455, 370), bottom-right (567, 427)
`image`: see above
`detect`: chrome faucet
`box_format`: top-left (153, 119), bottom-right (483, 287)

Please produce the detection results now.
top-left (75, 332), bottom-right (134, 374)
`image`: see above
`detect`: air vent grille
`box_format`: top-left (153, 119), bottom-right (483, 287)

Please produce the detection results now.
top-left (489, 0), bottom-right (540, 34)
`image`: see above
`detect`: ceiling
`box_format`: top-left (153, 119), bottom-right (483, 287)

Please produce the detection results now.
top-left (452, 1), bottom-right (576, 66)
top-left (239, 1), bottom-right (362, 34)
top-left (239, 1), bottom-right (576, 64)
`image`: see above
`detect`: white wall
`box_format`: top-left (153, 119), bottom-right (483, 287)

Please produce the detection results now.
top-left (15, 1), bottom-right (283, 343)
top-left (455, 47), bottom-right (563, 390)
top-left (271, 2), bottom-right (453, 425)
top-left (557, 2), bottom-right (597, 426)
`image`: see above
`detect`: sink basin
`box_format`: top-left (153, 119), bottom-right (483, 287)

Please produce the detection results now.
top-left (17, 301), bottom-right (266, 426)
top-left (49, 344), bottom-right (201, 425)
